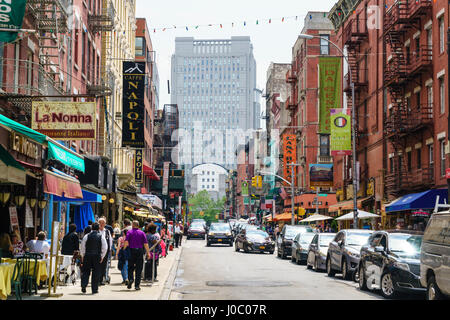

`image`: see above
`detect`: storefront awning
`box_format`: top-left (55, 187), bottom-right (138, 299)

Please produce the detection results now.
top-left (43, 169), bottom-right (83, 199)
top-left (385, 189), bottom-right (448, 213)
top-left (47, 142), bottom-right (85, 173)
top-left (53, 189), bottom-right (102, 203)
top-left (143, 164), bottom-right (160, 181)
top-left (0, 144), bottom-right (26, 185)
top-left (0, 114), bottom-right (47, 144)
top-left (328, 197), bottom-right (371, 213)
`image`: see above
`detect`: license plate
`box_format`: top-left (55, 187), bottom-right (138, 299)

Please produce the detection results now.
top-left (194, 234), bottom-right (198, 236)
top-left (218, 239), bottom-right (222, 242)
top-left (259, 246), bottom-right (265, 250)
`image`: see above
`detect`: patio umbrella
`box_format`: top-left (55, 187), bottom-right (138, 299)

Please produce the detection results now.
top-left (336, 210), bottom-right (380, 221)
top-left (273, 212), bottom-right (301, 222)
top-left (300, 214), bottom-right (334, 223)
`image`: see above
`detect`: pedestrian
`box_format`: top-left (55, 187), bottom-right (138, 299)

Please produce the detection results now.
top-left (122, 220), bottom-right (151, 290)
top-left (123, 218), bottom-right (132, 232)
top-left (116, 229), bottom-right (130, 285)
top-left (26, 231), bottom-right (50, 259)
top-left (10, 233), bottom-right (25, 257)
top-left (274, 224), bottom-right (280, 239)
top-left (174, 222), bottom-right (181, 248)
top-left (112, 223), bottom-right (121, 259)
top-left (83, 220), bottom-right (93, 235)
top-left (98, 217), bottom-right (113, 285)
top-left (0, 233), bottom-right (13, 258)
top-left (61, 223), bottom-right (80, 256)
top-left (80, 222), bottom-right (107, 294)
top-left (145, 223), bottom-right (162, 281)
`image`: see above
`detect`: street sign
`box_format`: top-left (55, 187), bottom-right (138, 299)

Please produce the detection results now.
top-left (312, 201), bottom-right (323, 206)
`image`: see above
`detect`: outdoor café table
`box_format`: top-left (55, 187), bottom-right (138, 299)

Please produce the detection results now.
top-left (1, 258), bottom-right (49, 285)
top-left (0, 262), bottom-right (15, 300)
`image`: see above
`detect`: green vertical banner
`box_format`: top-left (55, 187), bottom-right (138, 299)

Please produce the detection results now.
top-left (331, 109), bottom-right (352, 156)
top-left (243, 197), bottom-right (250, 205)
top-left (241, 181), bottom-right (249, 197)
top-left (319, 57), bottom-right (342, 134)
top-left (0, 0), bottom-right (28, 43)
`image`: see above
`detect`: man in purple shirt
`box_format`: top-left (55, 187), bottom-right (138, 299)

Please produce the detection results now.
top-left (122, 221), bottom-right (151, 290)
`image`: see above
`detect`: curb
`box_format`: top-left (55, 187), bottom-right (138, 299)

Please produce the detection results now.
top-left (159, 243), bottom-right (183, 300)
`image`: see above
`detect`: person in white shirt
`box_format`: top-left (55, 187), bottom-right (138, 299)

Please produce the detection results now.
top-left (174, 222), bottom-right (182, 248)
top-left (98, 217), bottom-right (113, 285)
top-left (26, 231), bottom-right (50, 259)
top-left (80, 222), bottom-right (107, 294)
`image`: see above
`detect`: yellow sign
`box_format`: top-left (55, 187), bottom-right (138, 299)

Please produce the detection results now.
top-left (32, 101), bottom-right (96, 140)
top-left (367, 179), bottom-right (375, 197)
top-left (298, 208), bottom-right (306, 216)
top-left (346, 184), bottom-right (354, 200)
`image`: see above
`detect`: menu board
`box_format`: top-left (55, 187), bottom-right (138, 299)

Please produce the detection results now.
top-left (9, 206), bottom-right (19, 230)
top-left (25, 201), bottom-right (34, 228)
top-left (51, 221), bottom-right (60, 256)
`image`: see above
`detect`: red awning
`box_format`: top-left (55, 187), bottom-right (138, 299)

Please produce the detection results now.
top-left (143, 164), bottom-right (160, 181)
top-left (43, 170), bottom-right (83, 199)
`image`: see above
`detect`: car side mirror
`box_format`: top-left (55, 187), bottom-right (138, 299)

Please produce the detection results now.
top-left (374, 246), bottom-right (385, 253)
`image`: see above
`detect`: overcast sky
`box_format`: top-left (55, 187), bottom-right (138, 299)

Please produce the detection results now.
top-left (136, 0), bottom-right (334, 111)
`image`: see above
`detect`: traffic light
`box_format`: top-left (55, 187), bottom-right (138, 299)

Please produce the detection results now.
top-left (251, 176), bottom-right (257, 187)
top-left (257, 176), bottom-right (263, 188)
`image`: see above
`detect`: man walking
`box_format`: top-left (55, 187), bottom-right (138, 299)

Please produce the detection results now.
top-left (98, 217), bottom-right (113, 285)
top-left (174, 222), bottom-right (181, 248)
top-left (122, 221), bottom-right (151, 290)
top-left (80, 222), bottom-right (107, 294)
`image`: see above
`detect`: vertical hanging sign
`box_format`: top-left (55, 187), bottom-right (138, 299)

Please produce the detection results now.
top-left (319, 57), bottom-right (342, 134)
top-left (330, 108), bottom-right (352, 156)
top-left (162, 161), bottom-right (170, 196)
top-left (122, 61), bottom-right (146, 147)
top-left (282, 134), bottom-right (297, 186)
top-left (0, 0), bottom-right (27, 43)
top-left (135, 149), bottom-right (143, 183)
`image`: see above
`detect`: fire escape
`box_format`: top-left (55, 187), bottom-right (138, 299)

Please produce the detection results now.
top-left (383, 0), bottom-right (433, 196)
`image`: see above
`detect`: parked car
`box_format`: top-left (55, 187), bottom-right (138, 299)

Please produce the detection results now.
top-left (306, 233), bottom-right (337, 271)
top-left (235, 229), bottom-right (275, 254)
top-left (207, 223), bottom-right (233, 246)
top-left (358, 230), bottom-right (424, 299)
top-left (327, 229), bottom-right (373, 280)
top-left (291, 232), bottom-right (316, 265)
top-left (187, 223), bottom-right (206, 240)
top-left (420, 211), bottom-right (450, 300)
top-left (277, 225), bottom-right (313, 259)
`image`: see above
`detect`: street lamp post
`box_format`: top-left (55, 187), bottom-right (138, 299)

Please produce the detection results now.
top-left (298, 34), bottom-right (359, 229)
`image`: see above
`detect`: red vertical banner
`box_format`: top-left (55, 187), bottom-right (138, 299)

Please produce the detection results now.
top-left (283, 134), bottom-right (297, 186)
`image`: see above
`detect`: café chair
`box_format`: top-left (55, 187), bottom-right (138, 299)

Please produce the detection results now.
top-left (11, 259), bottom-right (23, 300)
top-left (22, 253), bottom-right (42, 295)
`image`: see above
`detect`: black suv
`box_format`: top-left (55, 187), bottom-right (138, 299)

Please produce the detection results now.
top-left (207, 223), bottom-right (233, 246)
top-left (276, 225), bottom-right (313, 259)
top-left (358, 230), bottom-right (425, 299)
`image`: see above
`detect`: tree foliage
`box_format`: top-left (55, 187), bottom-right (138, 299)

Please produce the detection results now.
top-left (188, 190), bottom-right (226, 224)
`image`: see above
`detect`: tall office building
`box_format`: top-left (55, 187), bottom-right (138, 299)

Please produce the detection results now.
top-left (171, 37), bottom-right (260, 178)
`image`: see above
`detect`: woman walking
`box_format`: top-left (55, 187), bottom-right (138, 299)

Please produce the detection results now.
top-left (145, 224), bottom-right (162, 282)
top-left (116, 229), bottom-right (130, 285)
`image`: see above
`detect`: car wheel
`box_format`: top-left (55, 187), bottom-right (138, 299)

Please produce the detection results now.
top-left (277, 247), bottom-right (281, 258)
top-left (291, 251), bottom-right (296, 262)
top-left (207, 241), bottom-right (211, 247)
top-left (306, 257), bottom-right (312, 268)
top-left (269, 250), bottom-right (274, 254)
top-left (314, 257), bottom-right (320, 272)
top-left (358, 264), bottom-right (368, 291)
top-left (235, 243), bottom-right (240, 252)
top-left (427, 275), bottom-right (444, 300)
top-left (327, 257), bottom-right (336, 277)
top-left (187, 236), bottom-right (190, 240)
top-left (229, 242), bottom-right (233, 247)
top-left (380, 271), bottom-right (397, 299)
top-left (342, 259), bottom-right (351, 280)
top-left (244, 244), bottom-right (250, 253)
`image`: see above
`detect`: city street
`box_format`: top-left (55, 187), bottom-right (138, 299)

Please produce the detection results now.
top-left (168, 239), bottom-right (384, 300)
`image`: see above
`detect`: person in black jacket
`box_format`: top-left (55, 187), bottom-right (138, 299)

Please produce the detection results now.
top-left (61, 224), bottom-right (80, 256)
top-left (80, 223), bottom-right (107, 294)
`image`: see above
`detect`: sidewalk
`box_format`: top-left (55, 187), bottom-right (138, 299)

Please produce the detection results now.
top-left (16, 240), bottom-right (183, 301)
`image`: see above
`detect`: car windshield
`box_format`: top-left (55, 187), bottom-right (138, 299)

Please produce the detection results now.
top-left (346, 233), bottom-right (371, 246)
top-left (190, 224), bottom-right (204, 230)
top-left (389, 234), bottom-right (423, 254)
top-left (247, 230), bottom-right (269, 238)
top-left (299, 233), bottom-right (315, 244)
top-left (285, 227), bottom-right (311, 238)
top-left (319, 234), bottom-right (336, 246)
top-left (210, 224), bottom-right (230, 232)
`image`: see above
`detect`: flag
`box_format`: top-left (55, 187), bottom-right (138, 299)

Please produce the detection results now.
top-left (280, 188), bottom-right (288, 200)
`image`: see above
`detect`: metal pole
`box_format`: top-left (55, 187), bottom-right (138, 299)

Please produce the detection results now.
top-left (291, 163), bottom-right (295, 226)
top-left (352, 82), bottom-right (358, 229)
top-left (152, 246), bottom-right (156, 283)
top-left (316, 188), bottom-right (319, 215)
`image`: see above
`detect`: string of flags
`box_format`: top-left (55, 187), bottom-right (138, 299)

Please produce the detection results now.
top-left (150, 13), bottom-right (329, 33)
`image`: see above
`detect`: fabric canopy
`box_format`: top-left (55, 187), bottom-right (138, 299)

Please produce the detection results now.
top-left (74, 203), bottom-right (95, 232)
top-left (328, 197), bottom-right (372, 213)
top-left (274, 212), bottom-right (300, 222)
top-left (143, 164), bottom-right (160, 181)
top-left (0, 114), bottom-right (47, 144)
top-left (336, 210), bottom-right (380, 221)
top-left (0, 144), bottom-right (26, 185)
top-left (43, 169), bottom-right (83, 199)
top-left (301, 214), bottom-right (334, 223)
top-left (53, 189), bottom-right (102, 203)
top-left (385, 189), bottom-right (448, 213)
top-left (47, 142), bottom-right (85, 173)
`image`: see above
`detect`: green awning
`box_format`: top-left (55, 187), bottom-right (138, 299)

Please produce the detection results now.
top-left (0, 144), bottom-right (26, 185)
top-left (0, 114), bottom-right (47, 144)
top-left (48, 142), bottom-right (85, 173)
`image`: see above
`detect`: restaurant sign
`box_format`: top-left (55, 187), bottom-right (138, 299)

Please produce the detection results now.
top-left (319, 57), bottom-right (341, 134)
top-left (0, 0), bottom-right (27, 43)
top-left (10, 132), bottom-right (39, 159)
top-left (134, 149), bottom-right (143, 183)
top-left (282, 134), bottom-right (297, 186)
top-left (122, 61), bottom-right (146, 148)
top-left (32, 102), bottom-right (96, 140)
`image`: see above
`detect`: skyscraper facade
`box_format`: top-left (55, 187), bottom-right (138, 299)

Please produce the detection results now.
top-left (171, 36), bottom-right (260, 175)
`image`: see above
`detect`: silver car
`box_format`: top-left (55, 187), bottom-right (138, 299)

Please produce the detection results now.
top-left (291, 232), bottom-right (316, 265)
top-left (420, 211), bottom-right (450, 300)
top-left (306, 233), bottom-right (336, 271)
top-left (326, 229), bottom-right (373, 280)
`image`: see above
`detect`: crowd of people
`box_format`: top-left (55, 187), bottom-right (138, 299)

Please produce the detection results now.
top-left (0, 227), bottom-right (51, 259)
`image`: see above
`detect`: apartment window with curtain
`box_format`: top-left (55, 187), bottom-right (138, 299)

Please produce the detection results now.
top-left (427, 28), bottom-right (432, 59)
top-left (320, 35), bottom-right (330, 55)
top-left (135, 37), bottom-right (145, 56)
top-left (82, 31), bottom-right (86, 75)
top-left (429, 144), bottom-right (434, 176)
top-left (439, 77), bottom-right (445, 114)
top-left (439, 17), bottom-right (445, 54)
top-left (319, 135), bottom-right (330, 156)
top-left (440, 140), bottom-right (446, 177)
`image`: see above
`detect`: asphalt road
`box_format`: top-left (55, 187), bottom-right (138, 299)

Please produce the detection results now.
top-left (168, 239), bottom-right (384, 300)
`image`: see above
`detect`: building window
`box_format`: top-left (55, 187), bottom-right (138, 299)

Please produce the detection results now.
top-left (440, 140), bottom-right (446, 177)
top-left (135, 37), bottom-right (145, 56)
top-left (429, 144), bottom-right (434, 176)
top-left (417, 148), bottom-right (422, 169)
top-left (407, 151), bottom-right (412, 172)
top-left (389, 157), bottom-right (394, 173)
top-left (319, 135), bottom-right (330, 156)
top-left (439, 17), bottom-right (445, 54)
top-left (320, 35), bottom-right (330, 55)
top-left (427, 28), bottom-right (432, 59)
top-left (439, 77), bottom-right (445, 114)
